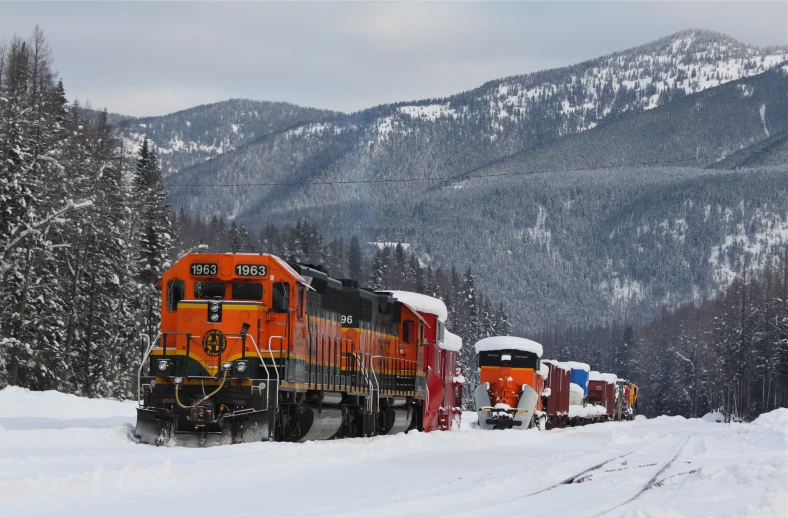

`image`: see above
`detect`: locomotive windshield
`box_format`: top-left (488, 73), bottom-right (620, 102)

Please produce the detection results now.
top-left (478, 350), bottom-right (538, 369)
top-left (194, 282), bottom-right (225, 299)
top-left (231, 282), bottom-right (263, 300)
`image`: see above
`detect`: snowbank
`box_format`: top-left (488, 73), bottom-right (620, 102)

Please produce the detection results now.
top-left (569, 383), bottom-right (585, 395)
top-left (702, 411), bottom-right (724, 423)
top-left (386, 291), bottom-right (448, 322)
top-left (440, 330), bottom-right (462, 352)
top-left (0, 386), bottom-right (136, 419)
top-left (473, 336), bottom-right (544, 357)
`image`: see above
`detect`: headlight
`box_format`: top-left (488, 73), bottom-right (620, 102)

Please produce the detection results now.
top-left (236, 362), bottom-right (247, 373)
top-left (223, 362), bottom-right (233, 370)
top-left (210, 313), bottom-right (219, 322)
top-left (210, 303), bottom-right (220, 312)
top-left (157, 360), bottom-right (168, 371)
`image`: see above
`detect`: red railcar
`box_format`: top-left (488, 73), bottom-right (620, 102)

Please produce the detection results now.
top-left (383, 291), bottom-right (463, 432)
top-left (588, 371), bottom-right (617, 418)
top-left (542, 359), bottom-right (570, 428)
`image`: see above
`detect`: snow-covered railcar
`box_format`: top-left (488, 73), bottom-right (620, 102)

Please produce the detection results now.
top-left (379, 291), bottom-right (464, 432)
top-left (614, 379), bottom-right (638, 421)
top-left (564, 361), bottom-right (590, 405)
top-left (588, 371), bottom-right (618, 418)
top-left (542, 360), bottom-right (570, 428)
top-left (473, 336), bottom-right (546, 430)
top-left (135, 253), bottom-right (452, 445)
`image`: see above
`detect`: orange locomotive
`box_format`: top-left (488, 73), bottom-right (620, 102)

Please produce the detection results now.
top-left (135, 253), bottom-right (460, 445)
top-left (473, 336), bottom-right (546, 430)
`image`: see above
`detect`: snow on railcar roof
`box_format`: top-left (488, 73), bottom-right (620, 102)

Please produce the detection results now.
top-left (589, 371), bottom-right (618, 384)
top-left (562, 361), bottom-right (591, 372)
top-left (542, 359), bottom-right (570, 370)
top-left (385, 291), bottom-right (448, 322)
top-left (473, 336), bottom-right (543, 357)
top-left (440, 330), bottom-right (462, 352)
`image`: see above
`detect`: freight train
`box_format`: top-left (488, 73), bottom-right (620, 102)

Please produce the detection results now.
top-left (134, 253), bottom-right (464, 445)
top-left (473, 337), bottom-right (639, 430)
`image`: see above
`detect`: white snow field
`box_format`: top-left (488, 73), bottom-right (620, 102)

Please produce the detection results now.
top-left (0, 387), bottom-right (786, 518)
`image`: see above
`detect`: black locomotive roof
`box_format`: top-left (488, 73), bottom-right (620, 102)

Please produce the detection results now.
top-left (286, 260), bottom-right (342, 294)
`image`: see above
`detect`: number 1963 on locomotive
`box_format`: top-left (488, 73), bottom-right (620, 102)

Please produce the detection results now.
top-left (189, 263), bottom-right (268, 277)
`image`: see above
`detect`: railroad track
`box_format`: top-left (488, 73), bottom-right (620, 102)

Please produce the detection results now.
top-left (511, 433), bottom-right (678, 501)
top-left (439, 433), bottom-right (675, 516)
top-left (588, 434), bottom-right (693, 517)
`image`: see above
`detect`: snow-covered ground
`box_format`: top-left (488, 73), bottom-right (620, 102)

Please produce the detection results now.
top-left (0, 387), bottom-right (785, 517)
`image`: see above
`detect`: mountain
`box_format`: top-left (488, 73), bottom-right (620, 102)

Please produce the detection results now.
top-left (116, 99), bottom-right (339, 174)
top-left (114, 30), bottom-right (788, 333)
top-left (161, 29), bottom-right (787, 216)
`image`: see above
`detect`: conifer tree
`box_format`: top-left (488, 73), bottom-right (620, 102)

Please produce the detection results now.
top-left (133, 136), bottom-right (173, 342)
top-left (348, 235), bottom-right (363, 282)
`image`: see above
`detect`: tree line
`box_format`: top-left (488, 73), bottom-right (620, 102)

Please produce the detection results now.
top-left (538, 253), bottom-right (788, 421)
top-left (0, 28), bottom-right (172, 396)
top-left (0, 23), bottom-right (509, 399)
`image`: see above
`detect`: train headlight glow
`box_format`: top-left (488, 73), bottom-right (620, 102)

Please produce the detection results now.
top-left (210, 313), bottom-right (219, 322)
top-left (223, 362), bottom-right (233, 370)
top-left (157, 360), bottom-right (168, 371)
top-left (236, 362), bottom-right (247, 373)
top-left (210, 303), bottom-right (220, 312)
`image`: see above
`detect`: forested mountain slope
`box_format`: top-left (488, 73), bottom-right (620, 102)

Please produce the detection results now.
top-left (148, 30), bottom-right (788, 333)
top-left (259, 165), bottom-right (788, 334)
top-left (439, 65), bottom-right (788, 186)
top-left (116, 99), bottom-right (339, 174)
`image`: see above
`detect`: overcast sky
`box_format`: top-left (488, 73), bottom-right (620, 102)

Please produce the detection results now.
top-left (2, 1), bottom-right (786, 117)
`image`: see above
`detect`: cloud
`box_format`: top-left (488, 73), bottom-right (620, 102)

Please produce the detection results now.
top-left (2, 1), bottom-right (785, 116)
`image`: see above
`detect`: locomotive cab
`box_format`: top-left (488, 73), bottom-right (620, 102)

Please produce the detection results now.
top-left (136, 253), bottom-right (309, 445)
top-left (473, 336), bottom-right (544, 430)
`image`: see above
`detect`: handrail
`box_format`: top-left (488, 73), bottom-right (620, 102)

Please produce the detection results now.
top-left (370, 355), bottom-right (418, 395)
top-left (351, 352), bottom-right (375, 414)
top-left (137, 332), bottom-right (161, 406)
top-left (140, 331), bottom-right (281, 412)
top-left (266, 336), bottom-right (284, 409)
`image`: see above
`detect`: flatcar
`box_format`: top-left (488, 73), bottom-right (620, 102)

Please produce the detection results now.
top-left (134, 253), bottom-right (462, 445)
top-left (473, 336), bottom-right (545, 430)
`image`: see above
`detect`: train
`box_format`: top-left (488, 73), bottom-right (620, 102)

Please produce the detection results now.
top-left (134, 252), bottom-right (464, 445)
top-left (473, 337), bottom-right (639, 430)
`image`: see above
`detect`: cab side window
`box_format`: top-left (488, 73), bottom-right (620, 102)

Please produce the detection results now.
top-left (272, 282), bottom-right (290, 313)
top-left (166, 279), bottom-right (185, 312)
top-left (297, 285), bottom-right (305, 318)
top-left (402, 319), bottom-right (416, 344)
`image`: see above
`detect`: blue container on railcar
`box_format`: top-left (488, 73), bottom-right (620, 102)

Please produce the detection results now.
top-left (569, 369), bottom-right (589, 399)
